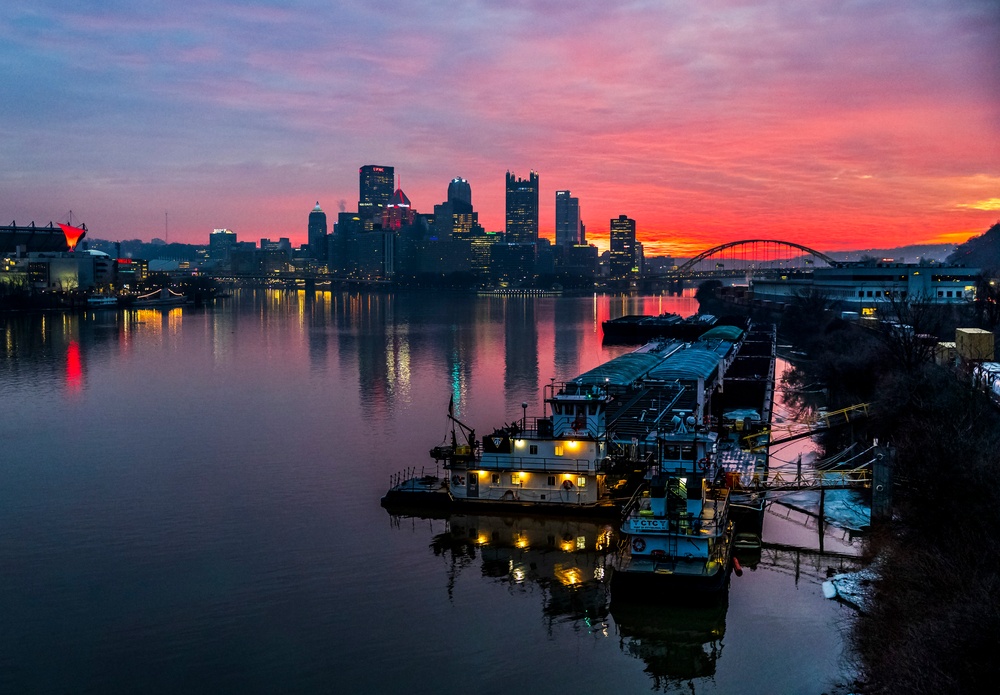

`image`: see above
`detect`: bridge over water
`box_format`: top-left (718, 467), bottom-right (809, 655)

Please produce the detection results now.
top-left (646, 239), bottom-right (837, 290)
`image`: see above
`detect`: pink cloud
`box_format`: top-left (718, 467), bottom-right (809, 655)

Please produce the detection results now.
top-left (2, 0), bottom-right (998, 254)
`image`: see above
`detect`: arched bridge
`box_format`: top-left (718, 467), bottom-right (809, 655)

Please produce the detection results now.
top-left (676, 240), bottom-right (837, 274)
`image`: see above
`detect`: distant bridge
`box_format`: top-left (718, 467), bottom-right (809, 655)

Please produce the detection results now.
top-left (647, 240), bottom-right (838, 286)
top-left (677, 240), bottom-right (837, 273)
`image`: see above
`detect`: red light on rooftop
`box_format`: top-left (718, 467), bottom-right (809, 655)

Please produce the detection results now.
top-left (58, 223), bottom-right (86, 251)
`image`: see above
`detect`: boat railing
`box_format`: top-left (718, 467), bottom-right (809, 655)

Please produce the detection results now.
top-left (620, 483), bottom-right (648, 524)
top-left (478, 455), bottom-right (598, 473)
top-left (621, 486), bottom-right (731, 536)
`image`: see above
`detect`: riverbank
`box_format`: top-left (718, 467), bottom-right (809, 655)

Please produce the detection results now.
top-left (732, 290), bottom-right (1000, 693)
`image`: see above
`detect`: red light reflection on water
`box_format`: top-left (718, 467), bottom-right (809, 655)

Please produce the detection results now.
top-left (66, 341), bottom-right (83, 393)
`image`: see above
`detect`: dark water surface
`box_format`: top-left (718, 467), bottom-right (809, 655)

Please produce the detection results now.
top-left (1, 291), bottom-right (858, 694)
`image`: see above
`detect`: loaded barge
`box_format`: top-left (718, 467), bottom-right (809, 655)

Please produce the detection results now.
top-left (602, 312), bottom-right (719, 344)
top-left (382, 321), bottom-right (776, 532)
top-left (612, 322), bottom-right (775, 597)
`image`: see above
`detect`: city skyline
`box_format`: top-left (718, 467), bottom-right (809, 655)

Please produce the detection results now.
top-left (2, 1), bottom-right (998, 256)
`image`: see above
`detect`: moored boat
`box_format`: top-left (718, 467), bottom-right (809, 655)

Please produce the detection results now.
top-left (383, 319), bottom-right (776, 528)
top-left (613, 416), bottom-right (735, 597)
top-left (86, 295), bottom-right (118, 307)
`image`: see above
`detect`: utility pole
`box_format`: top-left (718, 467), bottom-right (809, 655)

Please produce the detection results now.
top-left (871, 444), bottom-right (894, 524)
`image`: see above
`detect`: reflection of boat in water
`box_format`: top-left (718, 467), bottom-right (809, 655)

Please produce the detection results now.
top-left (611, 594), bottom-right (728, 685)
top-left (427, 513), bottom-right (614, 623)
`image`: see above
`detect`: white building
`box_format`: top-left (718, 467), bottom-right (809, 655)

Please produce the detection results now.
top-left (753, 262), bottom-right (979, 310)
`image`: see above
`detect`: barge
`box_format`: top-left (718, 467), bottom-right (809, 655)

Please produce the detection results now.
top-left (602, 312), bottom-right (721, 344)
top-left (383, 320), bottom-right (776, 529)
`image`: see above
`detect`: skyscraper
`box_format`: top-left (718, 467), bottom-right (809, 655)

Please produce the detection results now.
top-left (609, 215), bottom-right (637, 280)
top-left (381, 186), bottom-right (415, 230)
top-left (308, 202), bottom-right (328, 262)
top-left (209, 228), bottom-right (237, 260)
top-left (505, 171), bottom-right (539, 245)
top-left (448, 177), bottom-right (472, 207)
top-left (358, 165), bottom-right (395, 221)
top-left (555, 190), bottom-right (583, 247)
top-left (434, 177), bottom-right (480, 239)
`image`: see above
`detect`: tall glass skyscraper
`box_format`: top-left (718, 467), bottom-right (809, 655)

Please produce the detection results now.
top-left (358, 165), bottom-right (395, 221)
top-left (448, 177), bottom-right (472, 207)
top-left (308, 202), bottom-right (328, 262)
top-left (555, 190), bottom-right (584, 247)
top-left (435, 177), bottom-right (479, 239)
top-left (610, 214), bottom-right (637, 279)
top-left (505, 171), bottom-right (539, 245)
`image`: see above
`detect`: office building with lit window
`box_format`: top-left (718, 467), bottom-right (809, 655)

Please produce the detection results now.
top-left (505, 171), bottom-right (539, 245)
top-left (358, 165), bottom-right (395, 222)
top-left (307, 202), bottom-right (328, 263)
top-left (609, 215), bottom-right (638, 280)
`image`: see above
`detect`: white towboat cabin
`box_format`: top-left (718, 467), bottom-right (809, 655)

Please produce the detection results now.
top-left (447, 382), bottom-right (611, 506)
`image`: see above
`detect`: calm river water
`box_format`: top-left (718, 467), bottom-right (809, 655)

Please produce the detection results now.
top-left (1, 291), bottom-right (860, 694)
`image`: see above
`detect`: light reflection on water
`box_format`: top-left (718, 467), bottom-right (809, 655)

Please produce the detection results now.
top-left (1, 291), bottom-right (857, 694)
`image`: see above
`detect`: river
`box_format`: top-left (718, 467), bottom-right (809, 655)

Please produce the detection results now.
top-left (0, 291), bottom-right (861, 694)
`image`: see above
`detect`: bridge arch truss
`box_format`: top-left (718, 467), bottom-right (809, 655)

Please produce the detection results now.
top-left (675, 239), bottom-right (837, 276)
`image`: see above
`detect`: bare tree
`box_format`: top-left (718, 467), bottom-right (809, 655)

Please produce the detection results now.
top-left (870, 290), bottom-right (945, 373)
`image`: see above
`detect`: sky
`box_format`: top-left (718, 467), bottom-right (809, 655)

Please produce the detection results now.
top-left (2, 0), bottom-right (999, 257)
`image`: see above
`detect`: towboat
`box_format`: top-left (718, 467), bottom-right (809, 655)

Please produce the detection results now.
top-left (613, 415), bottom-right (734, 596)
top-left (383, 320), bottom-right (776, 526)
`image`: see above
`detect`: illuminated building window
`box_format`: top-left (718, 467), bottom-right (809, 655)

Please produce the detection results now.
top-left (554, 445), bottom-right (564, 456)
top-left (577, 477), bottom-right (587, 487)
